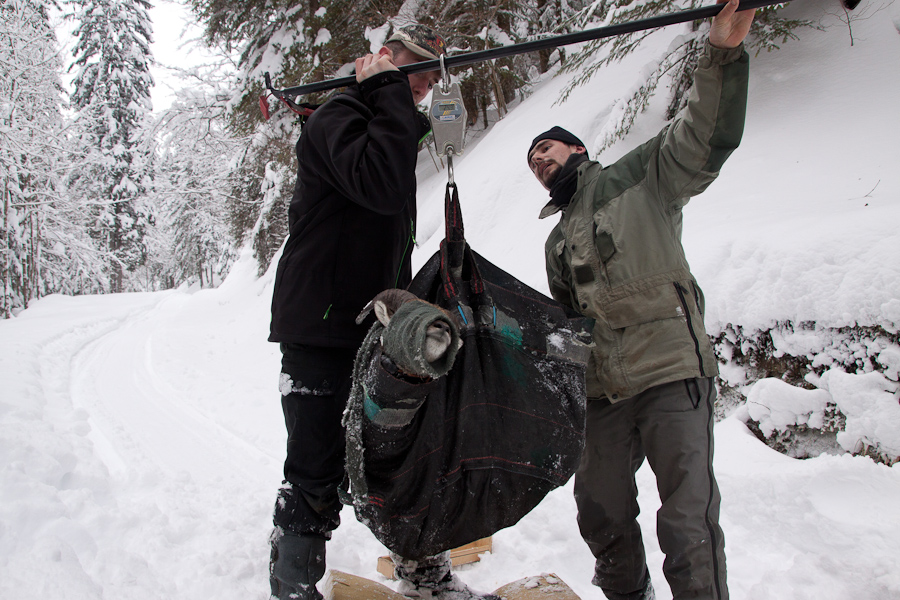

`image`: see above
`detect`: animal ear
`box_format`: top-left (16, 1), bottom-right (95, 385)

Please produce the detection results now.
top-left (356, 288), bottom-right (419, 326)
top-left (373, 301), bottom-right (392, 327)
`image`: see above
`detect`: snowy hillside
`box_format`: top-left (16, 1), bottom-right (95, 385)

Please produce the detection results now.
top-left (1, 2), bottom-right (899, 600)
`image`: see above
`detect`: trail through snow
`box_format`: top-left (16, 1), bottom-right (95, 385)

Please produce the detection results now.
top-left (3, 2), bottom-right (900, 599)
top-left (3, 249), bottom-right (899, 600)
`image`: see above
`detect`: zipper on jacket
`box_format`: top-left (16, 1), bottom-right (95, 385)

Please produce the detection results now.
top-left (674, 282), bottom-right (706, 376)
top-left (394, 219), bottom-right (416, 288)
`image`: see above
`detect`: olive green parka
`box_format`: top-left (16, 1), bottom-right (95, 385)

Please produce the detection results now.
top-left (542, 41), bottom-right (749, 402)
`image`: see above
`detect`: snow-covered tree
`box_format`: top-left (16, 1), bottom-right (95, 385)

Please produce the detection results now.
top-left (185, 0), bottom-right (822, 277)
top-left (187, 0), bottom-right (579, 273)
top-left (147, 80), bottom-right (243, 288)
top-left (67, 0), bottom-right (155, 293)
top-left (0, 0), bottom-right (79, 316)
top-left (188, 0), bottom-right (417, 273)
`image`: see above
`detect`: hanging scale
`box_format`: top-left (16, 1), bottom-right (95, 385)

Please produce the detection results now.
top-left (429, 54), bottom-right (467, 186)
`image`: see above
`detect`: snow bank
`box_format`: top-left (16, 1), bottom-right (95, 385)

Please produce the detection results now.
top-left (2, 2), bottom-right (900, 600)
top-left (740, 371), bottom-right (900, 457)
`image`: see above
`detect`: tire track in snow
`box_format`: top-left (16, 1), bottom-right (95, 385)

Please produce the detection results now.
top-left (8, 291), bottom-right (276, 599)
top-left (67, 292), bottom-right (277, 489)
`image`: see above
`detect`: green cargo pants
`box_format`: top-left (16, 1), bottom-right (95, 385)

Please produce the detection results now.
top-left (574, 377), bottom-right (727, 600)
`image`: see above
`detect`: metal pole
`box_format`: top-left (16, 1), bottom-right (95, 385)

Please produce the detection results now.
top-left (269, 0), bottom-right (787, 99)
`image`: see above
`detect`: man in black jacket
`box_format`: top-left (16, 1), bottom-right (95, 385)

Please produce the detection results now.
top-left (268, 25), bottom-right (494, 600)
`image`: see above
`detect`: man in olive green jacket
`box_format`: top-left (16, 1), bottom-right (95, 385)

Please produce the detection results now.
top-left (525, 1), bottom-right (755, 598)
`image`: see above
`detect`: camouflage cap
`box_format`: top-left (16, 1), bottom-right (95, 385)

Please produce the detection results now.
top-left (386, 24), bottom-right (447, 60)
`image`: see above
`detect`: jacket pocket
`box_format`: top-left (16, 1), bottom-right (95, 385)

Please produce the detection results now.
top-left (690, 280), bottom-right (706, 317)
top-left (364, 349), bottom-right (435, 429)
top-left (595, 230), bottom-right (617, 263)
top-left (548, 239), bottom-right (576, 307)
top-left (604, 282), bottom-right (684, 330)
top-left (592, 211), bottom-right (618, 264)
top-left (674, 281), bottom-right (707, 376)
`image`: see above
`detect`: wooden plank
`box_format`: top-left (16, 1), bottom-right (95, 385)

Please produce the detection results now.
top-left (323, 570), bottom-right (406, 600)
top-left (451, 537), bottom-right (493, 563)
top-left (376, 555), bottom-right (395, 580)
top-left (493, 574), bottom-right (583, 600)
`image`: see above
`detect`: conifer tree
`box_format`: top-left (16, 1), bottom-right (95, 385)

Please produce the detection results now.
top-left (68, 0), bottom-right (155, 293)
top-left (0, 0), bottom-right (74, 316)
top-left (186, 0), bottom-right (817, 278)
top-left (558, 0), bottom-right (813, 152)
top-left (190, 1), bottom-right (543, 271)
top-left (190, 0), bottom-right (410, 273)
top-left (189, 0), bottom-right (562, 273)
top-left (148, 83), bottom-right (242, 288)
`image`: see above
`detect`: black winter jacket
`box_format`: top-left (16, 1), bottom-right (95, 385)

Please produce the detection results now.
top-left (269, 70), bottom-right (427, 348)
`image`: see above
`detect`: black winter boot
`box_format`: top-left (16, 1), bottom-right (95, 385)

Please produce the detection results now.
top-left (269, 528), bottom-right (326, 600)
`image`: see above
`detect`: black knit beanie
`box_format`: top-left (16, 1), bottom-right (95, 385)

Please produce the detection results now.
top-left (527, 126), bottom-right (588, 163)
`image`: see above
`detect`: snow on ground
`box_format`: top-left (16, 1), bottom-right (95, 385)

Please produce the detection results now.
top-left (2, 2), bottom-right (900, 599)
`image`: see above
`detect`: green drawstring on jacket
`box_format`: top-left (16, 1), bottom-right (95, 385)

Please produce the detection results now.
top-left (394, 219), bottom-right (416, 288)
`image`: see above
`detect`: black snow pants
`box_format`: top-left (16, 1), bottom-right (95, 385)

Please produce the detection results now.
top-left (273, 343), bottom-right (357, 536)
top-left (574, 377), bottom-right (728, 600)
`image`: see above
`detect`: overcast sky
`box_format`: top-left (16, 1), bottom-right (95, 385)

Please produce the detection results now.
top-left (51, 0), bottom-right (219, 112)
top-left (147, 0), bottom-right (220, 111)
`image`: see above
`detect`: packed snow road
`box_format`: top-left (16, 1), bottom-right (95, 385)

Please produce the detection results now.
top-left (3, 4), bottom-right (900, 596)
top-left (66, 294), bottom-right (274, 486)
top-left (1, 287), bottom-right (283, 599)
top-left (3, 276), bottom-right (900, 600)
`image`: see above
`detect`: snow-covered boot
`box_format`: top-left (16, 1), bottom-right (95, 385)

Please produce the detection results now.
top-left (600, 572), bottom-right (656, 600)
top-left (391, 551), bottom-right (501, 600)
top-left (639, 580), bottom-right (656, 600)
top-left (269, 527), bottom-right (326, 600)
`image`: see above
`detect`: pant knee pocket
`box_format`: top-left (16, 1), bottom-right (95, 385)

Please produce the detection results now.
top-left (684, 378), bottom-right (702, 409)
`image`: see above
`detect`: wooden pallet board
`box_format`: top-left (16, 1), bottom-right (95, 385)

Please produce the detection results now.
top-left (493, 574), bottom-right (582, 600)
top-left (323, 570), bottom-right (405, 600)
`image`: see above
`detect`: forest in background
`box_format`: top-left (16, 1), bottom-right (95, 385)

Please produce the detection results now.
top-left (2, 0), bottom-right (811, 314)
top-left (6, 0), bottom-right (895, 465)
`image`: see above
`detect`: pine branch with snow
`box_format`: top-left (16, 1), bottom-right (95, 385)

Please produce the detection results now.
top-left (557, 0), bottom-right (817, 153)
top-left (67, 0), bottom-right (155, 293)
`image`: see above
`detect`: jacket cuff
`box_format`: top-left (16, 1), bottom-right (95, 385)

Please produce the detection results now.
top-left (357, 69), bottom-right (409, 97)
top-left (704, 38), bottom-right (746, 65)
